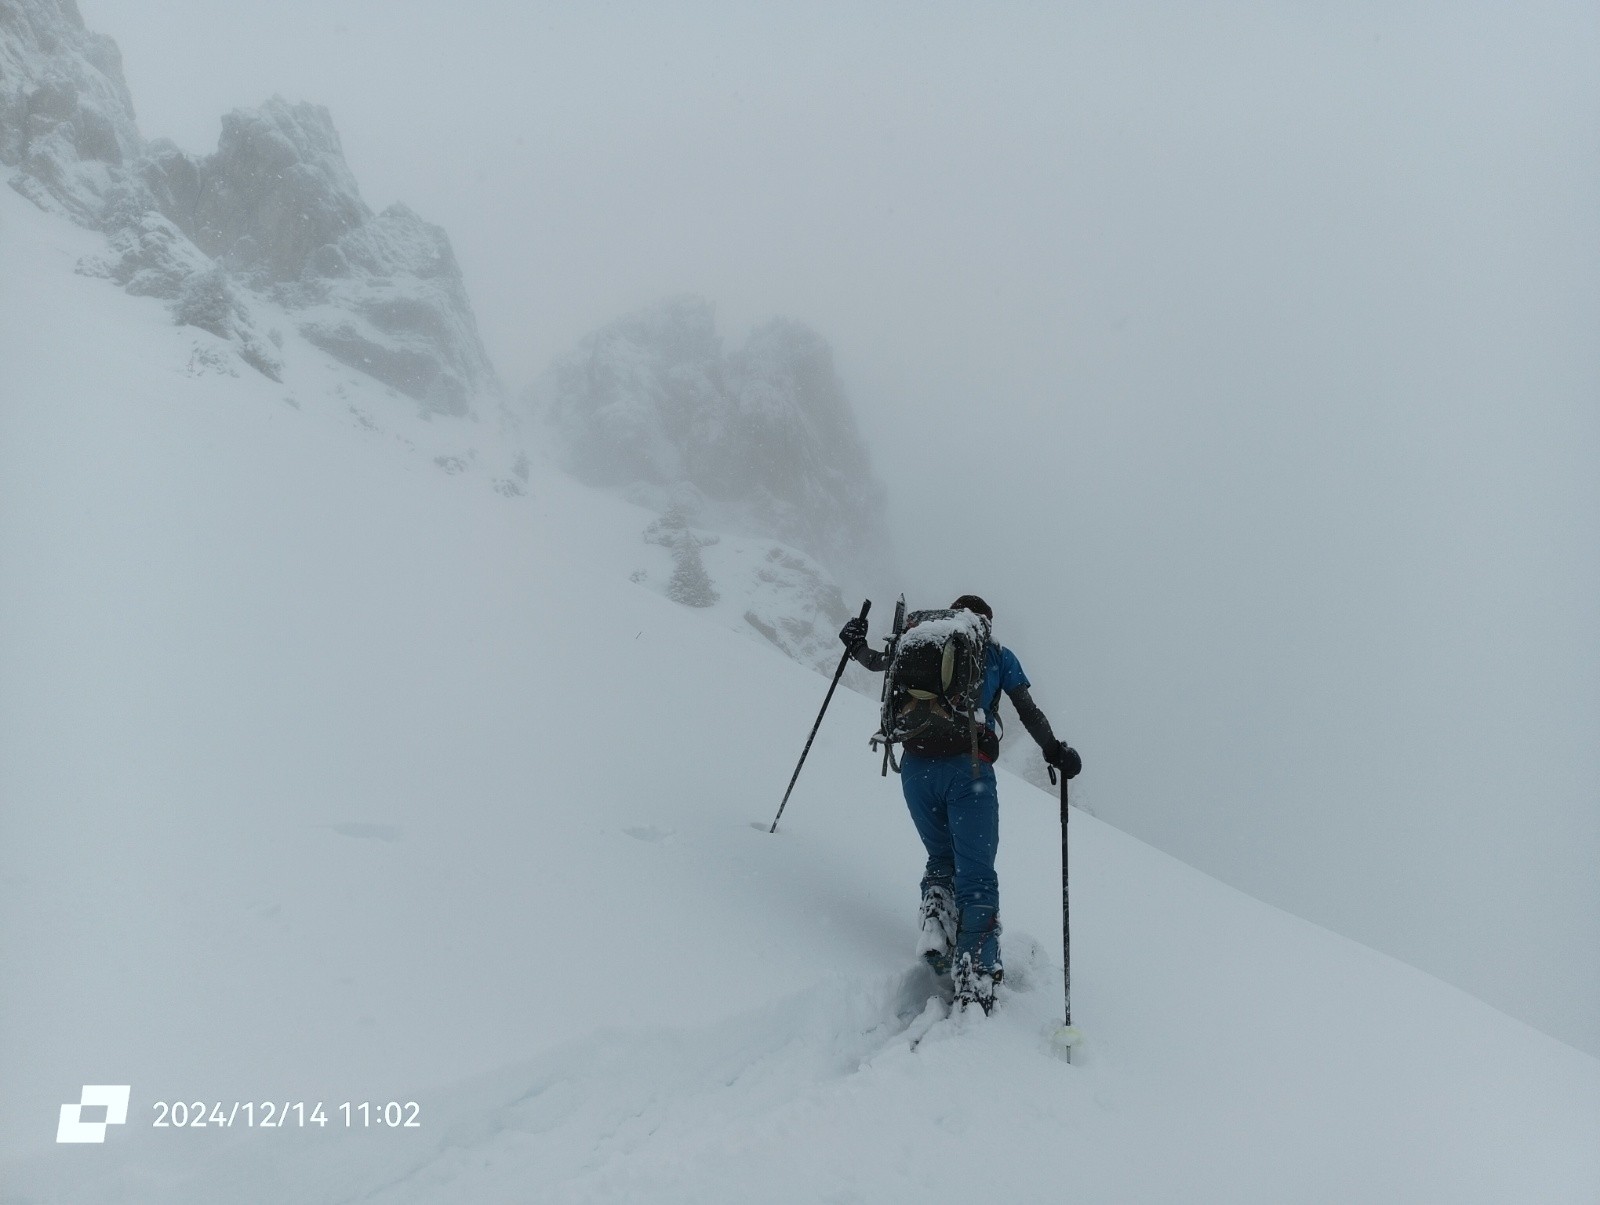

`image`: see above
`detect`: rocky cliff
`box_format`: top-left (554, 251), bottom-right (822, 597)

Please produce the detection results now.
top-left (1, 0), bottom-right (495, 409)
top-left (532, 296), bottom-right (891, 589)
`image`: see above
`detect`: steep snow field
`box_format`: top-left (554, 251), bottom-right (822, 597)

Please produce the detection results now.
top-left (3, 188), bottom-right (1598, 1204)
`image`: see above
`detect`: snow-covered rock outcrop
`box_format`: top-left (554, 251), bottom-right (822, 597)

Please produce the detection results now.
top-left (532, 296), bottom-right (892, 589)
top-left (139, 100), bottom-right (495, 412)
top-left (2, 0), bottom-right (495, 409)
top-left (0, 0), bottom-right (141, 225)
top-left (631, 505), bottom-right (862, 678)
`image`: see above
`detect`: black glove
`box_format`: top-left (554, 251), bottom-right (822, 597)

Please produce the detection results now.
top-left (1045, 741), bottom-right (1082, 779)
top-left (838, 615), bottom-right (868, 652)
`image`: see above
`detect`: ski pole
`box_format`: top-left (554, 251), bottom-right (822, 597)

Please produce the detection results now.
top-left (768, 598), bottom-right (870, 834)
top-left (1048, 762), bottom-right (1082, 1060)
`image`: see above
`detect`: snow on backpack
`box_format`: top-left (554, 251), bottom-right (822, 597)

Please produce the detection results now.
top-left (874, 607), bottom-right (1001, 769)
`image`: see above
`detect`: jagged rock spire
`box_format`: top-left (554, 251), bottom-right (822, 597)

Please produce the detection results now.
top-left (532, 296), bottom-right (892, 586)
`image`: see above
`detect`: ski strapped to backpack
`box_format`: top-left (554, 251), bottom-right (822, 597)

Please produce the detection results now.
top-left (873, 595), bottom-right (908, 776)
top-left (871, 604), bottom-right (1003, 774)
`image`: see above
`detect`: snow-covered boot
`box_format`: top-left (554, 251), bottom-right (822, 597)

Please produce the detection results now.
top-left (952, 951), bottom-right (998, 1015)
top-left (915, 882), bottom-right (958, 975)
top-left (951, 902), bottom-right (1001, 1012)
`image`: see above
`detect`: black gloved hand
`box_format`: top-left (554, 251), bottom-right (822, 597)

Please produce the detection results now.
top-left (838, 615), bottom-right (869, 652)
top-left (1045, 741), bottom-right (1082, 779)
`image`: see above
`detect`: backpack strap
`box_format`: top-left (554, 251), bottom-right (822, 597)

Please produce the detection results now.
top-left (870, 730), bottom-right (902, 776)
top-left (986, 682), bottom-right (1005, 740)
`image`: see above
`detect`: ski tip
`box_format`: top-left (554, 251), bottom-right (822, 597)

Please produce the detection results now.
top-left (1050, 1025), bottom-right (1084, 1063)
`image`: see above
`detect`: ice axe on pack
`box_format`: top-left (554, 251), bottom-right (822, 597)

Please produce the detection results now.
top-left (768, 599), bottom-right (870, 834)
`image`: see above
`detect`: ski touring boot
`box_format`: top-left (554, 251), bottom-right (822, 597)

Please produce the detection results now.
top-left (951, 902), bottom-right (1002, 1015)
top-left (915, 882), bottom-right (958, 976)
top-left (952, 951), bottom-right (999, 1016)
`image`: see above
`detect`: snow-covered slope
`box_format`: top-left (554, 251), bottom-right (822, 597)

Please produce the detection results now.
top-left (2, 187), bottom-right (1598, 1204)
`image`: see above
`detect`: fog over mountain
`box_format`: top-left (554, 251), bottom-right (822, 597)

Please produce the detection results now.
top-left (11, 0), bottom-right (1599, 1063)
top-left (532, 295), bottom-right (892, 593)
top-left (6, 175), bottom-right (1594, 1194)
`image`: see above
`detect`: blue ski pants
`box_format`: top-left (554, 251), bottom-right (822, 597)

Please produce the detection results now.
top-left (899, 752), bottom-right (1001, 970)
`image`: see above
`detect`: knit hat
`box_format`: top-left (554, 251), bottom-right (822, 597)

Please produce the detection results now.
top-left (950, 594), bottom-right (993, 620)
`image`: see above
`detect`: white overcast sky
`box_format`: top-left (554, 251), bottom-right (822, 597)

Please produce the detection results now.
top-left (78, 0), bottom-right (1600, 1055)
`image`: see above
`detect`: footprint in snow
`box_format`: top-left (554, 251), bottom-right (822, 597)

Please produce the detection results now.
top-left (302, 961), bottom-right (1053, 1202)
top-left (624, 824), bottom-right (674, 843)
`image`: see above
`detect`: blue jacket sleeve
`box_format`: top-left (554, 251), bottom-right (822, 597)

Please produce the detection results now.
top-left (995, 646), bottom-right (1059, 751)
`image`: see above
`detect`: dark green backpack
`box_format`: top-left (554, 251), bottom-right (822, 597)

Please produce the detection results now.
top-left (877, 607), bottom-right (999, 764)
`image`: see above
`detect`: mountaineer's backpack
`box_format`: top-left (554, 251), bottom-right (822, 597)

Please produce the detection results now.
top-left (875, 607), bottom-right (1001, 768)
